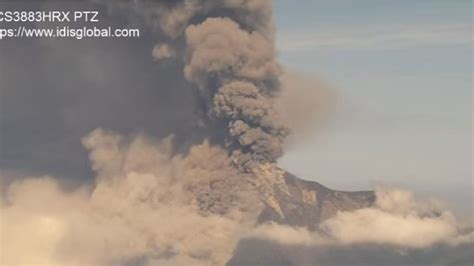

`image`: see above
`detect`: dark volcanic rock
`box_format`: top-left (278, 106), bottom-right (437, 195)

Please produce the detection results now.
top-left (258, 172), bottom-right (375, 229)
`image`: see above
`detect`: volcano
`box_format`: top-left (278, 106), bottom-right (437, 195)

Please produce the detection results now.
top-left (258, 172), bottom-right (375, 229)
top-left (225, 172), bottom-right (376, 265)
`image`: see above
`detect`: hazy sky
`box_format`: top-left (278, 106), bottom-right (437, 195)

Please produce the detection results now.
top-left (275, 0), bottom-right (472, 214)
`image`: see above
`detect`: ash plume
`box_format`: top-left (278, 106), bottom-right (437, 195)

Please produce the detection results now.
top-left (1, 2), bottom-right (291, 264)
top-left (185, 17), bottom-right (288, 169)
top-left (1, 1), bottom-right (472, 266)
top-left (109, 0), bottom-right (294, 210)
top-left (1, 129), bottom-right (262, 266)
top-left (119, 0), bottom-right (289, 171)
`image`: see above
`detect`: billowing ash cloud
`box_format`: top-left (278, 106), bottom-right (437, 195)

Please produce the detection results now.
top-left (1, 129), bottom-right (261, 266)
top-left (3, 167), bottom-right (472, 266)
top-left (118, 0), bottom-right (288, 171)
top-left (1, 1), bottom-right (472, 266)
top-left (185, 17), bottom-right (287, 169)
top-left (0, 3), bottom-right (309, 265)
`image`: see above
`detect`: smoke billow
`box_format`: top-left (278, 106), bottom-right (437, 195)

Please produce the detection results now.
top-left (1, 129), bottom-right (262, 266)
top-left (1, 1), bottom-right (292, 264)
top-left (185, 15), bottom-right (286, 171)
top-left (1, 1), bottom-right (472, 266)
top-left (185, 19), bottom-right (288, 169)
top-left (120, 0), bottom-right (289, 172)
top-left (125, 0), bottom-right (293, 210)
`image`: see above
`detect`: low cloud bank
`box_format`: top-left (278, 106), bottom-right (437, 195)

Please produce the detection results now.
top-left (239, 186), bottom-right (473, 265)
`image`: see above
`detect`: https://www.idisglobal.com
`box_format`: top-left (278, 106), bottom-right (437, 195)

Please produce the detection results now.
top-left (0, 26), bottom-right (140, 40)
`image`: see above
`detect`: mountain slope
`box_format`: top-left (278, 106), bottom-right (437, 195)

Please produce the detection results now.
top-left (258, 172), bottom-right (375, 229)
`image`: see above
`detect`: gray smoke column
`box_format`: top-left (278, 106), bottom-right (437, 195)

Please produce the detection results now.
top-left (127, 0), bottom-right (289, 171)
top-left (185, 18), bottom-right (288, 170)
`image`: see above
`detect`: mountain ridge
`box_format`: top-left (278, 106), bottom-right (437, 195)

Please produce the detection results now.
top-left (258, 172), bottom-right (376, 229)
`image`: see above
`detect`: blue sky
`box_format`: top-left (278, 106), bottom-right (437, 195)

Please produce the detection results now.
top-left (274, 0), bottom-right (472, 214)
